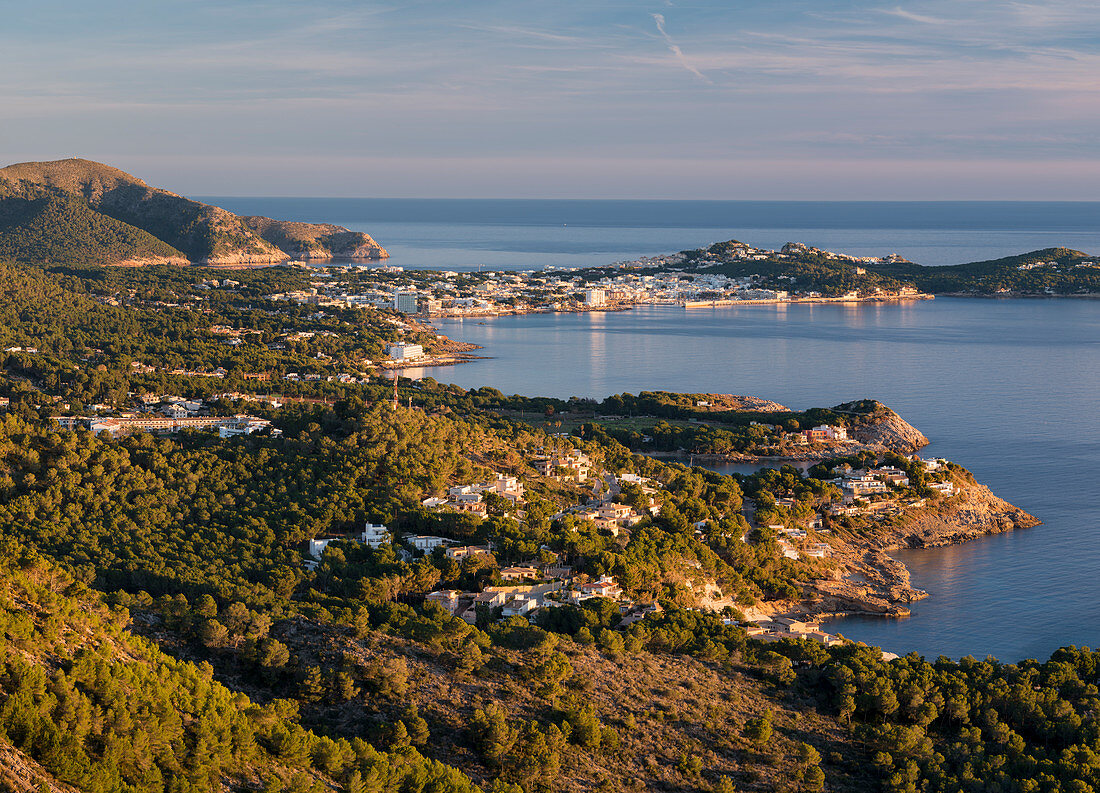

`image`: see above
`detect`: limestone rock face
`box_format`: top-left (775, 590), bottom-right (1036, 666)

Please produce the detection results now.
top-left (841, 402), bottom-right (930, 453)
top-left (892, 478), bottom-right (1041, 549)
top-left (241, 217), bottom-right (389, 260)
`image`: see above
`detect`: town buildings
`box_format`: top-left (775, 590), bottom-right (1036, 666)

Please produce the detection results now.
top-left (385, 342), bottom-right (424, 360)
top-left (393, 291), bottom-right (419, 314)
top-left (55, 413), bottom-right (274, 438)
top-left (267, 243), bottom-right (926, 322)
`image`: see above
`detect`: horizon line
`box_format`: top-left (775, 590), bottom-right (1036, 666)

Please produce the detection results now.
top-left (193, 195), bottom-right (1100, 203)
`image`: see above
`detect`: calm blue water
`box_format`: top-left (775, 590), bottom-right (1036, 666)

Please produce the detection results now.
top-left (207, 197), bottom-right (1100, 661)
top-left (417, 300), bottom-right (1100, 662)
top-left (201, 198), bottom-right (1100, 270)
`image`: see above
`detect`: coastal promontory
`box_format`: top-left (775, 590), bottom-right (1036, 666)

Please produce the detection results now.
top-left (0, 158), bottom-right (388, 266)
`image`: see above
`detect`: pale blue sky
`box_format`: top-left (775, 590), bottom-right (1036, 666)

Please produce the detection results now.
top-left (2, 0), bottom-right (1099, 198)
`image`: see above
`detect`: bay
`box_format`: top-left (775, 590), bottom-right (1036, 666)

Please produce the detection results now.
top-left (417, 300), bottom-right (1100, 662)
top-left (203, 196), bottom-right (1100, 661)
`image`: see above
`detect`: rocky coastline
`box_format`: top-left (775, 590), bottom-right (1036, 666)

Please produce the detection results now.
top-left (803, 472), bottom-right (1040, 621)
top-left (674, 406), bottom-right (1040, 625)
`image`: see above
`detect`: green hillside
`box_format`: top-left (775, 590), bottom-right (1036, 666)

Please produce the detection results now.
top-left (871, 247), bottom-right (1099, 293)
top-left (0, 545), bottom-right (479, 793)
top-left (0, 187), bottom-right (186, 265)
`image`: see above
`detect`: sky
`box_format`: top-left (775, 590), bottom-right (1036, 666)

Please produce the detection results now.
top-left (2, 0), bottom-right (1099, 199)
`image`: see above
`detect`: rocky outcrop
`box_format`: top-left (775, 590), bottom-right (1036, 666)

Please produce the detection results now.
top-left (0, 739), bottom-right (80, 793)
top-left (839, 401), bottom-right (929, 454)
top-left (706, 394), bottom-right (790, 412)
top-left (886, 475), bottom-right (1040, 549)
top-left (804, 578), bottom-right (912, 617)
top-left (799, 474), bottom-right (1039, 618)
top-left (242, 216), bottom-right (388, 260)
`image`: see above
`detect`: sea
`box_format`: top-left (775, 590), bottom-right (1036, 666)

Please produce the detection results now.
top-left (203, 197), bottom-right (1100, 271)
top-left (207, 197), bottom-right (1100, 662)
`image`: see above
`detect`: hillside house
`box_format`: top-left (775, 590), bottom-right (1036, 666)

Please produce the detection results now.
top-left (445, 545), bottom-right (492, 561)
top-left (502, 596), bottom-right (536, 617)
top-left (479, 473), bottom-right (525, 503)
top-left (574, 575), bottom-right (622, 602)
top-left (778, 540), bottom-right (800, 560)
top-left (424, 590), bottom-right (462, 614)
top-left (534, 452), bottom-right (591, 482)
top-left (405, 535), bottom-right (452, 552)
top-left (804, 424), bottom-right (848, 443)
top-left (361, 523), bottom-right (391, 547)
top-left (597, 503), bottom-right (642, 526)
top-left (842, 471), bottom-right (888, 496)
top-left (870, 467), bottom-right (910, 487)
top-left (307, 537), bottom-right (340, 560)
top-left (500, 566), bottom-right (540, 581)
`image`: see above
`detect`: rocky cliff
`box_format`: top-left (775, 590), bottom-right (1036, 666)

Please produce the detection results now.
top-left (804, 472), bottom-right (1040, 618)
top-left (886, 475), bottom-right (1040, 549)
top-left (840, 401), bottom-right (929, 453)
top-left (242, 216), bottom-right (388, 260)
top-left (0, 158), bottom-right (388, 265)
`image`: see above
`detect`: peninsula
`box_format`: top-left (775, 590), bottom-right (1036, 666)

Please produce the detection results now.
top-left (268, 240), bottom-right (1096, 325)
top-left (497, 393), bottom-right (1039, 620)
top-left (666, 239), bottom-right (1100, 297)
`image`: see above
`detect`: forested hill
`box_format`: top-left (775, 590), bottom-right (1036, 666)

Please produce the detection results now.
top-left (0, 545), bottom-right (478, 793)
top-left (1, 397), bottom-right (1100, 793)
top-left (0, 158), bottom-right (388, 265)
top-left (674, 240), bottom-right (1100, 295)
top-left (0, 185), bottom-right (188, 266)
top-left (871, 247), bottom-right (1099, 293)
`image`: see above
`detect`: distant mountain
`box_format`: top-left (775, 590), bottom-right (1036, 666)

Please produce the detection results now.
top-left (0, 158), bottom-right (388, 266)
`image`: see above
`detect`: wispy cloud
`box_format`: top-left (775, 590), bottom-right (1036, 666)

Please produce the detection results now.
top-left (877, 6), bottom-right (948, 25)
top-left (458, 23), bottom-right (588, 45)
top-left (3, 0), bottom-right (1100, 197)
top-left (651, 13), bottom-right (712, 84)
